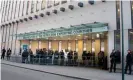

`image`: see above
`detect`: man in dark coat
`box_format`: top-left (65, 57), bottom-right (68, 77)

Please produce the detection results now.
top-left (60, 50), bottom-right (65, 65)
top-left (28, 49), bottom-right (33, 64)
top-left (6, 48), bottom-right (11, 60)
top-left (1, 48), bottom-right (6, 59)
top-left (125, 50), bottom-right (132, 75)
top-left (110, 49), bottom-right (117, 73)
top-left (22, 49), bottom-right (29, 63)
top-left (54, 50), bottom-right (59, 65)
top-left (73, 51), bottom-right (78, 66)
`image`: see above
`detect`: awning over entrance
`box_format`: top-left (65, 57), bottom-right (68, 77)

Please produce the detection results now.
top-left (16, 22), bottom-right (108, 40)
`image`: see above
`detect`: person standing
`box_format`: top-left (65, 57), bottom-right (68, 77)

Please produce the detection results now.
top-left (29, 49), bottom-right (33, 64)
top-left (22, 49), bottom-right (29, 63)
top-left (73, 51), bottom-right (78, 66)
top-left (54, 50), bottom-right (59, 65)
top-left (110, 49), bottom-right (117, 73)
top-left (98, 51), bottom-right (104, 68)
top-left (125, 50), bottom-right (132, 75)
top-left (6, 48), bottom-right (11, 60)
top-left (60, 50), bottom-right (65, 65)
top-left (1, 48), bottom-right (6, 59)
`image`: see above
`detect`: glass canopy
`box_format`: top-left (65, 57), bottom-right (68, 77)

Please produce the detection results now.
top-left (16, 22), bottom-right (108, 40)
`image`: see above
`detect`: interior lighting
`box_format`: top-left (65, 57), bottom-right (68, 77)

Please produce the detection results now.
top-left (130, 31), bottom-right (133, 34)
top-left (118, 9), bottom-right (120, 12)
top-left (75, 39), bottom-right (78, 40)
top-left (96, 34), bottom-right (100, 38)
top-left (78, 35), bottom-right (81, 36)
top-left (85, 36), bottom-right (88, 38)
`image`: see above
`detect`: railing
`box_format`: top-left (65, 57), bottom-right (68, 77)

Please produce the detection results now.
top-left (3, 55), bottom-right (108, 69)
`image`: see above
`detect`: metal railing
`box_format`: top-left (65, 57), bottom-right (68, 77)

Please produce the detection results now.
top-left (3, 55), bottom-right (108, 69)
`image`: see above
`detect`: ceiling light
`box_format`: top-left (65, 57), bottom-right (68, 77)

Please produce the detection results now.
top-left (78, 35), bottom-right (81, 36)
top-left (96, 34), bottom-right (100, 38)
top-left (118, 9), bottom-right (120, 12)
top-left (130, 31), bottom-right (133, 34)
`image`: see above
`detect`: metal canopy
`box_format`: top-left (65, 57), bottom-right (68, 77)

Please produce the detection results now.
top-left (16, 22), bottom-right (108, 40)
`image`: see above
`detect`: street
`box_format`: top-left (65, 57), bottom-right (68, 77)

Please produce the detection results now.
top-left (1, 64), bottom-right (80, 80)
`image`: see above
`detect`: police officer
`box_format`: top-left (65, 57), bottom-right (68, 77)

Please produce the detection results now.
top-left (1, 48), bottom-right (6, 59)
top-left (110, 49), bottom-right (117, 73)
top-left (125, 50), bottom-right (132, 75)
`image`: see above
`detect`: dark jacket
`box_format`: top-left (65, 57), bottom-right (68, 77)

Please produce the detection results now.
top-left (22, 51), bottom-right (29, 57)
top-left (2, 49), bottom-right (6, 56)
top-left (60, 52), bottom-right (64, 59)
top-left (82, 51), bottom-right (86, 60)
top-left (68, 52), bottom-right (73, 59)
top-left (7, 49), bottom-right (11, 56)
top-left (110, 51), bottom-right (117, 62)
top-left (54, 52), bottom-right (59, 59)
top-left (126, 53), bottom-right (133, 64)
top-left (74, 52), bottom-right (78, 60)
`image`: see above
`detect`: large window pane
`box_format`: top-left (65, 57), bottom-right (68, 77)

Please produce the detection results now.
top-left (114, 30), bottom-right (120, 51)
top-left (128, 29), bottom-right (133, 50)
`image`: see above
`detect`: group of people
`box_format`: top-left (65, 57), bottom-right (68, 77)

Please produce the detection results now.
top-left (110, 49), bottom-right (133, 75)
top-left (21, 48), bottom-right (108, 68)
top-left (1, 48), bottom-right (12, 60)
top-left (82, 51), bottom-right (108, 69)
top-left (1, 47), bottom-right (133, 74)
top-left (21, 48), bottom-right (78, 66)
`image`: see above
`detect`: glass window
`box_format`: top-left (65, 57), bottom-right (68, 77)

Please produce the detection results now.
top-left (92, 40), bottom-right (95, 52)
top-left (48, 41), bottom-right (51, 49)
top-left (7, 1), bottom-right (11, 20)
top-left (1, 1), bottom-right (5, 22)
top-left (114, 30), bottom-right (121, 51)
top-left (47, 0), bottom-right (53, 8)
top-left (61, 0), bottom-right (67, 4)
top-left (14, 1), bottom-right (17, 19)
top-left (36, 1), bottom-right (39, 12)
top-left (76, 40), bottom-right (78, 52)
top-left (17, 1), bottom-right (21, 17)
top-left (54, 0), bottom-right (59, 6)
top-left (26, 1), bottom-right (29, 15)
top-left (116, 1), bottom-right (120, 30)
top-left (31, 1), bottom-right (34, 13)
top-left (68, 41), bottom-right (71, 50)
top-left (128, 29), bottom-right (133, 50)
top-left (131, 1), bottom-right (133, 28)
top-left (83, 40), bottom-right (86, 51)
top-left (22, 1), bottom-right (24, 16)
top-left (41, 0), bottom-right (46, 10)
top-left (59, 41), bottom-right (62, 52)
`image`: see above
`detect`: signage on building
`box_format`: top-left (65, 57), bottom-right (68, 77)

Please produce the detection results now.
top-left (16, 22), bottom-right (108, 40)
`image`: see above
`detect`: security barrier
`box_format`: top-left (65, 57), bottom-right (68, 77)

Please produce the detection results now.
top-left (4, 55), bottom-right (108, 69)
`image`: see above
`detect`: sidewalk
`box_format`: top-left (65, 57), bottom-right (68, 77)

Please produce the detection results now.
top-left (1, 60), bottom-right (133, 80)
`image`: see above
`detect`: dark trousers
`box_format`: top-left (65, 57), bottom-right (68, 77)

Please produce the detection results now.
top-left (125, 63), bottom-right (132, 74)
top-left (110, 61), bottom-right (116, 72)
top-left (1, 55), bottom-right (5, 59)
top-left (7, 56), bottom-right (10, 60)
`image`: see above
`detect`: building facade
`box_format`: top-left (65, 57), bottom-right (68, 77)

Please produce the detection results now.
top-left (0, 0), bottom-right (133, 67)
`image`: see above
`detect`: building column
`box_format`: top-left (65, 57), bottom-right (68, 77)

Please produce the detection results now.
top-left (108, 31), bottom-right (114, 68)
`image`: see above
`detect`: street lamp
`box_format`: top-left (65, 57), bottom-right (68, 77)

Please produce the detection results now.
top-left (120, 1), bottom-right (124, 80)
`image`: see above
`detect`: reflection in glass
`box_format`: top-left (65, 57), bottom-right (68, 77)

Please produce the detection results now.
top-left (129, 29), bottom-right (133, 50)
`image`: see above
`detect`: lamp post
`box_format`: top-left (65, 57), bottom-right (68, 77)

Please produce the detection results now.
top-left (120, 1), bottom-right (125, 80)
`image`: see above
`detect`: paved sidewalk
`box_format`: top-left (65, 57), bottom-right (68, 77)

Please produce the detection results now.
top-left (1, 60), bottom-right (133, 80)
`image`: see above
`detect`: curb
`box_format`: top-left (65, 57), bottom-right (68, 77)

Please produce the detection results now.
top-left (2, 62), bottom-right (90, 80)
